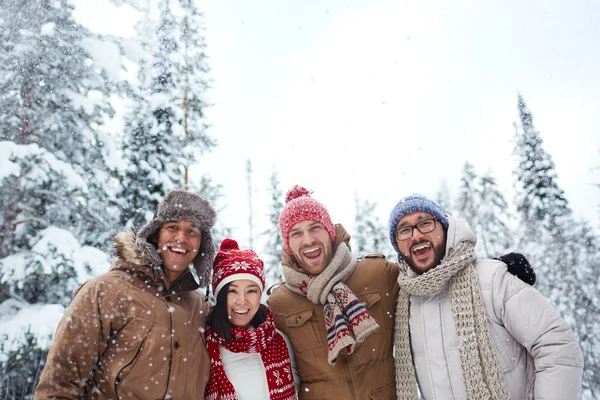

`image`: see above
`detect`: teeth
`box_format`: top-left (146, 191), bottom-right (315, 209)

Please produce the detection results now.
top-left (413, 244), bottom-right (430, 252)
top-left (169, 246), bottom-right (187, 254)
top-left (303, 246), bottom-right (319, 254)
top-left (233, 309), bottom-right (249, 314)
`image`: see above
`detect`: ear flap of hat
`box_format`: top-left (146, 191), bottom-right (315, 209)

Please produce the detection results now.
top-left (136, 219), bottom-right (164, 267)
top-left (194, 229), bottom-right (216, 287)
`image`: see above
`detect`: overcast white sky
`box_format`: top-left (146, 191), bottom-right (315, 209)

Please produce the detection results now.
top-left (73, 0), bottom-right (600, 249)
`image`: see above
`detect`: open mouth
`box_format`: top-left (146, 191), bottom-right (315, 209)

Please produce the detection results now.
top-left (411, 242), bottom-right (432, 258)
top-left (302, 246), bottom-right (321, 259)
top-left (232, 309), bottom-right (250, 315)
top-left (167, 244), bottom-right (189, 254)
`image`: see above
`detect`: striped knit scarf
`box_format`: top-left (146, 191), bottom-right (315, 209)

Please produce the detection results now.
top-left (204, 306), bottom-right (297, 400)
top-left (394, 241), bottom-right (509, 400)
top-left (283, 241), bottom-right (380, 365)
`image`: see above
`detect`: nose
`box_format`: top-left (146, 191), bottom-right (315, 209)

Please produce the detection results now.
top-left (411, 226), bottom-right (425, 241)
top-left (235, 292), bottom-right (246, 304)
top-left (174, 229), bottom-right (187, 242)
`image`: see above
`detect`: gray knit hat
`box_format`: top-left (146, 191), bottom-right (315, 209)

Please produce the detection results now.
top-left (388, 194), bottom-right (448, 253)
top-left (136, 189), bottom-right (216, 287)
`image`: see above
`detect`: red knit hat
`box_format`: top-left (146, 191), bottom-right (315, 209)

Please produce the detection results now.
top-left (212, 238), bottom-right (265, 298)
top-left (278, 185), bottom-right (336, 253)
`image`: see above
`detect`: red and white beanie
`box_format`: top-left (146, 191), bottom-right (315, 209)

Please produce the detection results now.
top-left (278, 185), bottom-right (336, 253)
top-left (211, 238), bottom-right (266, 298)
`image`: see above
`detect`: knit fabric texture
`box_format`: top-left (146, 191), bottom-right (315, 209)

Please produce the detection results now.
top-left (278, 185), bottom-right (336, 253)
top-left (212, 238), bottom-right (265, 298)
top-left (388, 194), bottom-right (449, 253)
top-left (282, 241), bottom-right (379, 365)
top-left (394, 241), bottom-right (509, 400)
top-left (136, 189), bottom-right (216, 287)
top-left (204, 306), bottom-right (297, 400)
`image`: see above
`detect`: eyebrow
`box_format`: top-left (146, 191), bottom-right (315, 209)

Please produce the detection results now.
top-left (230, 283), bottom-right (260, 289)
top-left (398, 214), bottom-right (431, 228)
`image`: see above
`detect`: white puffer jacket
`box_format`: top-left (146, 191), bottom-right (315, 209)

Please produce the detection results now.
top-left (407, 215), bottom-right (583, 400)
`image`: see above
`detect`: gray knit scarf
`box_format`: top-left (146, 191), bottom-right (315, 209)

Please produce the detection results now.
top-left (394, 241), bottom-right (509, 400)
top-left (283, 241), bottom-right (380, 365)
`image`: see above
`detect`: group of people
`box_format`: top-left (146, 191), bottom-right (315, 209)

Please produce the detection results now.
top-left (34, 186), bottom-right (584, 399)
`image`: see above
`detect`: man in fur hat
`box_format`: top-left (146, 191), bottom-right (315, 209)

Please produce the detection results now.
top-left (389, 194), bottom-right (583, 400)
top-left (36, 190), bottom-right (216, 399)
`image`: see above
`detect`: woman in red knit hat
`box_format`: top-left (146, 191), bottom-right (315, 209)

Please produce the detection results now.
top-left (204, 238), bottom-right (299, 400)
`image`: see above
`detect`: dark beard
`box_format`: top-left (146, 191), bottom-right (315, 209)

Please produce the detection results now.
top-left (402, 240), bottom-right (446, 275)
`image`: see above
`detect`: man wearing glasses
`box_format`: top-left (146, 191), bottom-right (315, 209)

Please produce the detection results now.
top-left (388, 194), bottom-right (583, 400)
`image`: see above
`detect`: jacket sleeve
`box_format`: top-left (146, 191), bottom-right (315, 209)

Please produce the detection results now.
top-left (492, 267), bottom-right (584, 400)
top-left (35, 279), bottom-right (114, 399)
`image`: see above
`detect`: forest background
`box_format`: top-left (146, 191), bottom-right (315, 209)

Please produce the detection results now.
top-left (0, 0), bottom-right (599, 398)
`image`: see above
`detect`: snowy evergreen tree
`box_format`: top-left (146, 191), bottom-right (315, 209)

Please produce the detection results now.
top-left (435, 179), bottom-right (455, 216)
top-left (118, 0), bottom-right (215, 230)
top-left (456, 162), bottom-right (479, 231)
top-left (455, 162), bottom-right (513, 257)
top-left (262, 168), bottom-right (285, 288)
top-left (352, 193), bottom-right (395, 259)
top-left (0, 0), bottom-right (118, 397)
top-left (513, 94), bottom-right (600, 396)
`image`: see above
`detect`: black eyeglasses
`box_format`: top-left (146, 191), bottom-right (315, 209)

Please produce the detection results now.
top-left (394, 218), bottom-right (437, 241)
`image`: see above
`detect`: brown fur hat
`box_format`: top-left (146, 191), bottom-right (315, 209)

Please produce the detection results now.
top-left (136, 189), bottom-right (216, 287)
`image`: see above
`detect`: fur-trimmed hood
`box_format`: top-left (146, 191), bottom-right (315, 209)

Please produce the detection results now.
top-left (111, 229), bottom-right (201, 293)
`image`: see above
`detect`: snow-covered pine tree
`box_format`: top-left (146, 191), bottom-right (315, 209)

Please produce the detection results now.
top-left (513, 94), bottom-right (600, 396)
top-left (455, 162), bottom-right (513, 257)
top-left (0, 0), bottom-right (117, 397)
top-left (262, 168), bottom-right (284, 289)
top-left (435, 179), bottom-right (454, 215)
top-left (513, 94), bottom-right (573, 292)
top-left (456, 162), bottom-right (479, 232)
top-left (476, 171), bottom-right (513, 256)
top-left (118, 0), bottom-right (215, 230)
top-left (352, 193), bottom-right (395, 259)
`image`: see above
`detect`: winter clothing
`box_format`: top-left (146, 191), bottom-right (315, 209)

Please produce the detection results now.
top-left (35, 230), bottom-right (212, 400)
top-left (137, 189), bottom-right (216, 287)
top-left (212, 238), bottom-right (266, 298)
top-left (217, 329), bottom-right (299, 400)
top-left (281, 239), bottom-right (379, 365)
top-left (278, 186), bottom-right (336, 253)
top-left (388, 194), bottom-right (449, 253)
top-left (269, 224), bottom-right (399, 399)
top-left (498, 252), bottom-right (536, 285)
top-left (394, 236), bottom-right (508, 399)
top-left (205, 306), bottom-right (297, 400)
top-left (393, 215), bottom-right (584, 400)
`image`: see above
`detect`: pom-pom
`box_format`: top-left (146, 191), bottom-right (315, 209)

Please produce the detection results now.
top-left (219, 238), bottom-right (239, 251)
top-left (285, 185), bottom-right (313, 204)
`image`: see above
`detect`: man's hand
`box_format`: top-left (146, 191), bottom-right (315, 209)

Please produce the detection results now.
top-left (498, 252), bottom-right (536, 285)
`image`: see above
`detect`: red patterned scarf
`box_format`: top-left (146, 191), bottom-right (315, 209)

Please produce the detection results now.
top-left (204, 306), bottom-right (297, 400)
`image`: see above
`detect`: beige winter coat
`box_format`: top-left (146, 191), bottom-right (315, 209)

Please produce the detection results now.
top-left (406, 216), bottom-right (584, 400)
top-left (35, 230), bottom-right (211, 399)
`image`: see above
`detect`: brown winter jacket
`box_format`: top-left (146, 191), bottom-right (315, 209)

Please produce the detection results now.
top-left (35, 230), bottom-right (211, 400)
top-left (268, 225), bottom-right (400, 400)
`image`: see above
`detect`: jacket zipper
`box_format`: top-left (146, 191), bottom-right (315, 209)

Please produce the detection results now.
top-left (340, 352), bottom-right (357, 400)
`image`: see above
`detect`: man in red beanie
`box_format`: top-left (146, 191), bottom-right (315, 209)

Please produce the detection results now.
top-left (268, 185), bottom-right (399, 399)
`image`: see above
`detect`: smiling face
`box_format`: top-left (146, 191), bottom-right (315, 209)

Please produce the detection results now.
top-left (288, 220), bottom-right (333, 275)
top-left (157, 220), bottom-right (202, 281)
top-left (226, 279), bottom-right (262, 329)
top-left (395, 211), bottom-right (446, 274)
